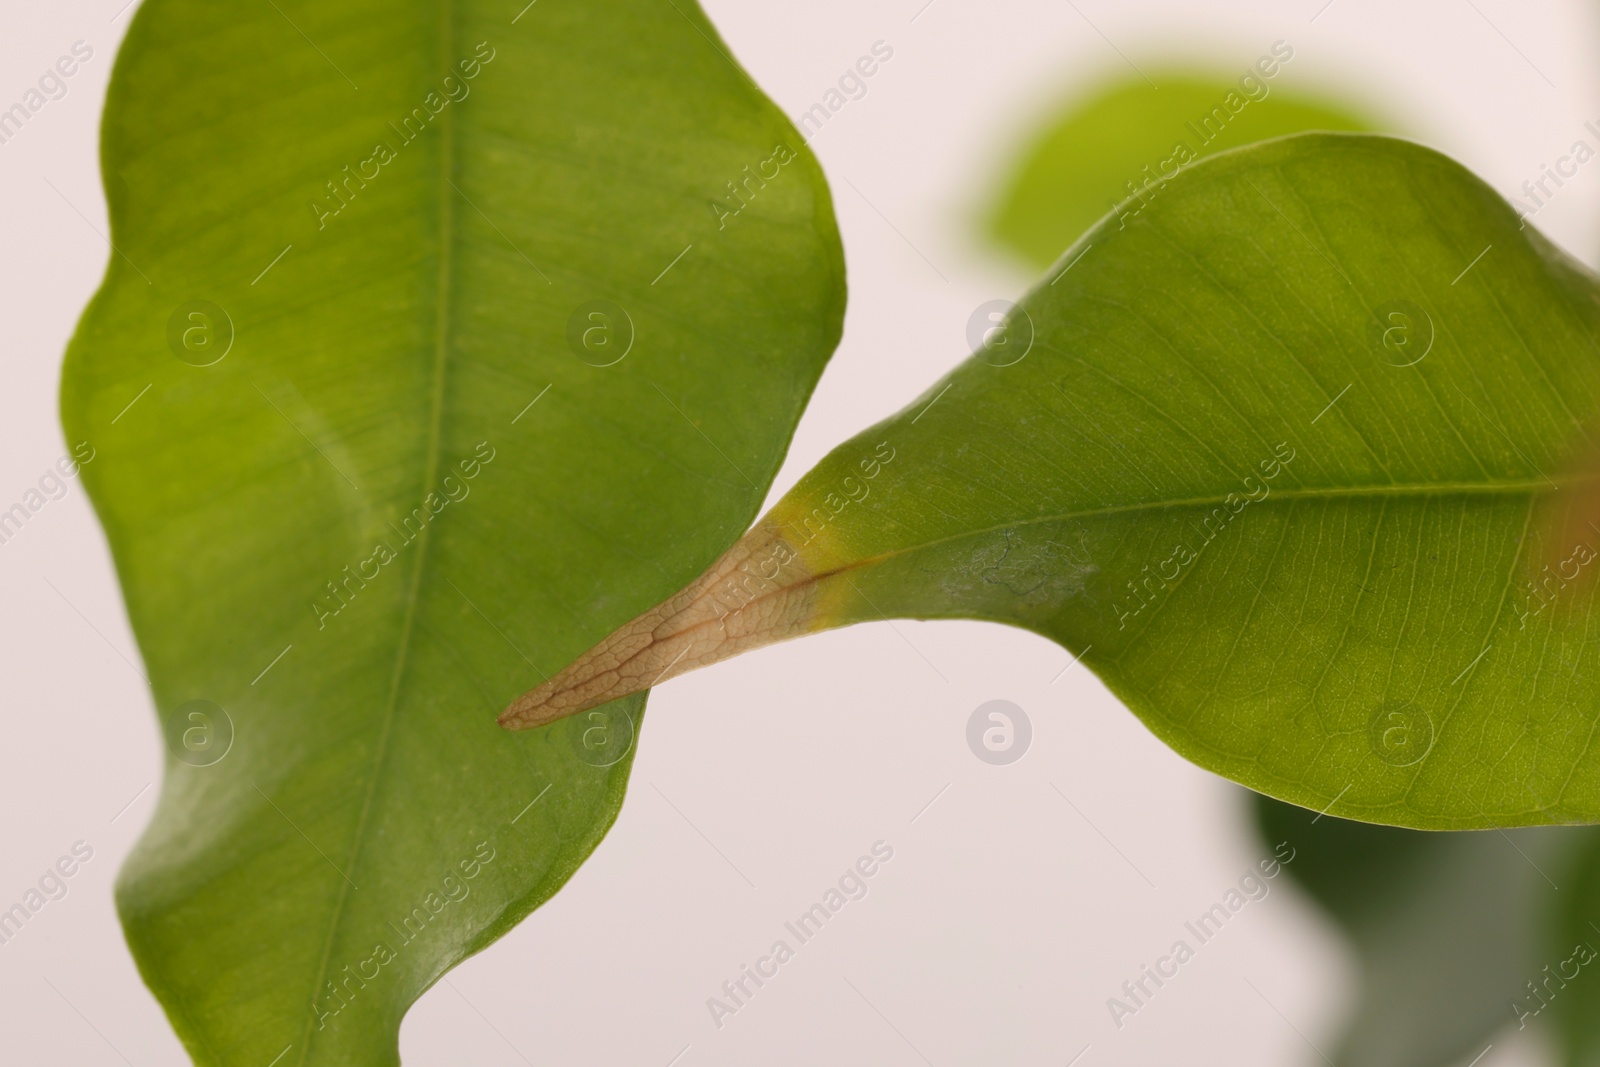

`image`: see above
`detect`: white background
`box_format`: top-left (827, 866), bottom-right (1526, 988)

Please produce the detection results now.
top-left (2, 0), bottom-right (1597, 1064)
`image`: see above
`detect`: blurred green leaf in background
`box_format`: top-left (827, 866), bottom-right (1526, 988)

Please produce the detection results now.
top-left (987, 59), bottom-right (1378, 268)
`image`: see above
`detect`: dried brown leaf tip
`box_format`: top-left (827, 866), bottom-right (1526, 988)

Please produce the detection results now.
top-left (498, 524), bottom-right (820, 729)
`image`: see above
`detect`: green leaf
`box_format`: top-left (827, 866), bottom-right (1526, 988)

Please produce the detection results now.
top-left (1548, 833), bottom-right (1600, 1063)
top-left (1257, 795), bottom-right (1587, 1066)
top-left (62, 1), bottom-right (842, 1063)
top-left (987, 68), bottom-right (1379, 268)
top-left (515, 133), bottom-right (1600, 829)
top-left (977, 72), bottom-right (1574, 1063)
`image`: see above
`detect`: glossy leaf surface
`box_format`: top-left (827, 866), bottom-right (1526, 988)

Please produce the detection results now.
top-left (523, 134), bottom-right (1600, 830)
top-left (61, 1), bottom-right (843, 1062)
top-left (983, 78), bottom-right (1583, 1061)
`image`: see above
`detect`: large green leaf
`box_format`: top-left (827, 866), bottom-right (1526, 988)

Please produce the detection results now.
top-left (506, 133), bottom-right (1600, 830)
top-left (62, 1), bottom-right (843, 1063)
top-left (978, 73), bottom-right (1570, 1061)
top-left (979, 65), bottom-right (1581, 1061)
top-left (988, 68), bottom-right (1378, 269)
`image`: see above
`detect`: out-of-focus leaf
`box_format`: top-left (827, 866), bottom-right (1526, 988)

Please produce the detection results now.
top-left (1259, 795), bottom-right (1592, 1067)
top-left (1548, 833), bottom-right (1600, 1064)
top-left (988, 70), bottom-right (1379, 268)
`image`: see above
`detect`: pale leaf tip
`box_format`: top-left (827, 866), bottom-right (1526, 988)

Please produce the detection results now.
top-left (495, 523), bottom-right (820, 731)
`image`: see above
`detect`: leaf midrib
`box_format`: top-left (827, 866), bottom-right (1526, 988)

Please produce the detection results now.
top-left (296, 2), bottom-right (458, 1059)
top-left (802, 474), bottom-right (1566, 591)
top-left (540, 476), bottom-right (1569, 722)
